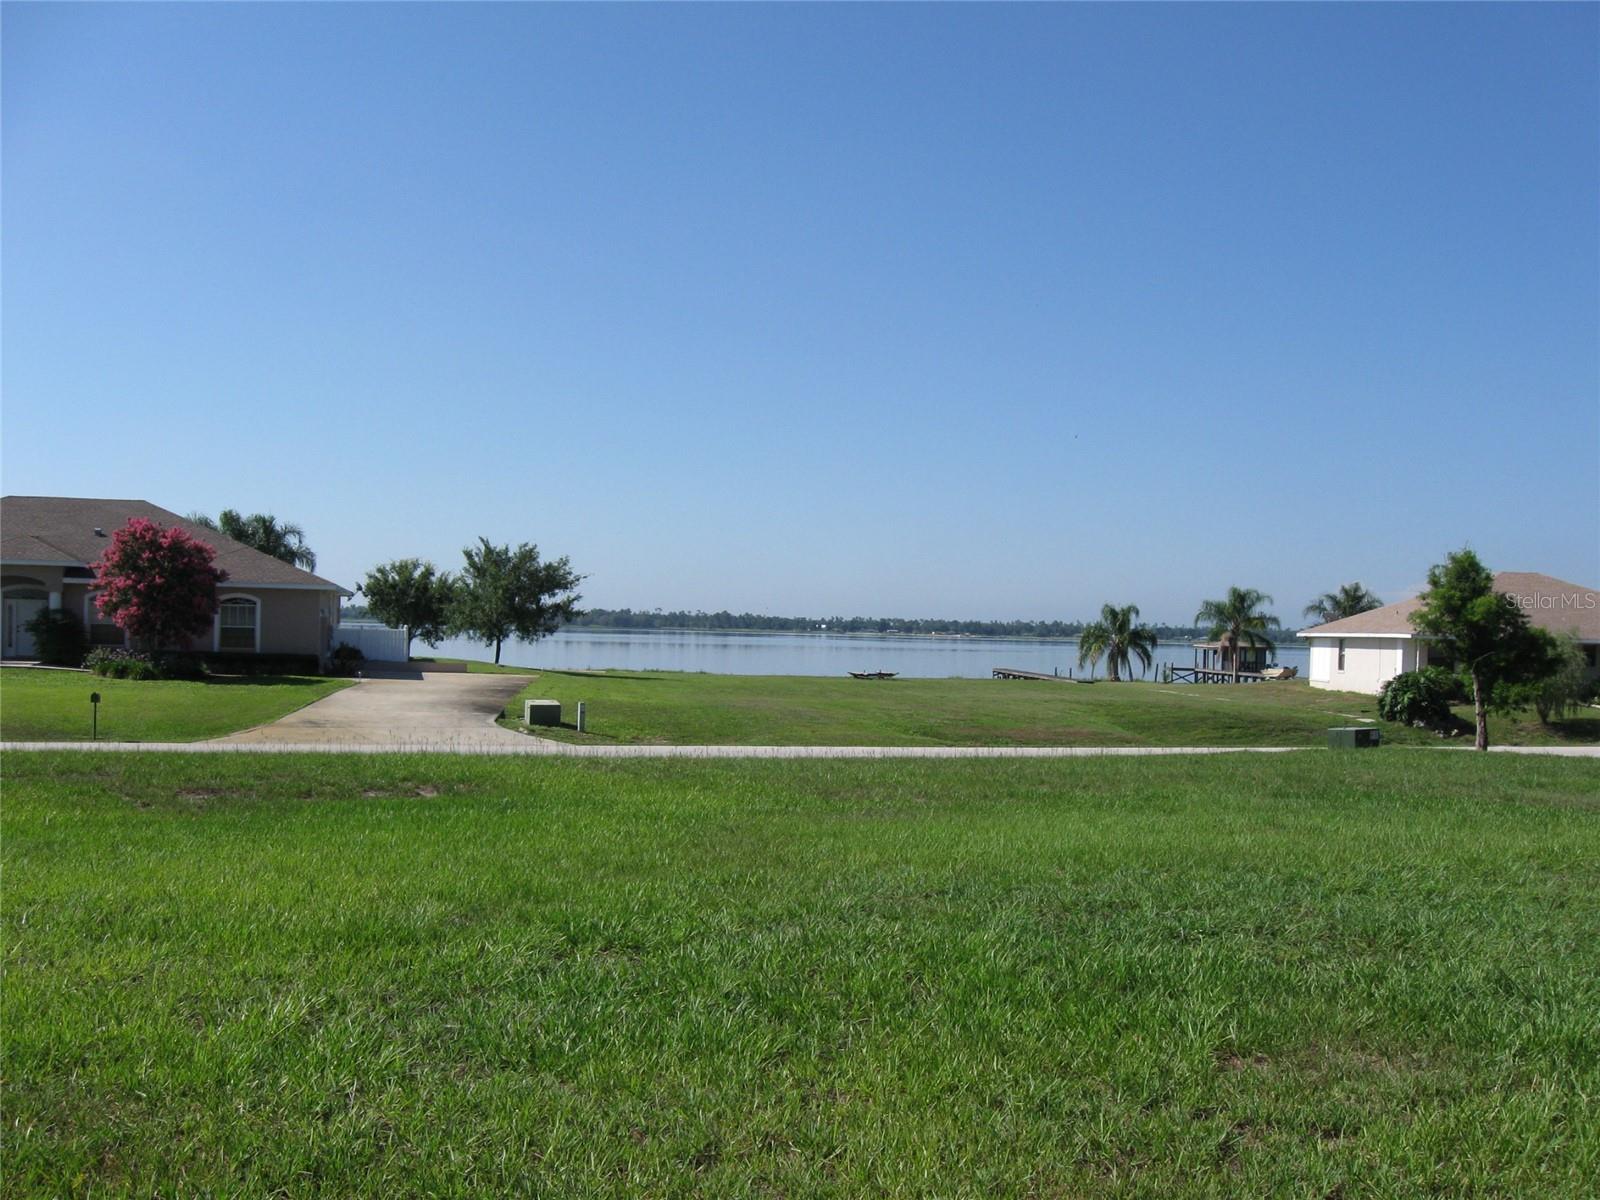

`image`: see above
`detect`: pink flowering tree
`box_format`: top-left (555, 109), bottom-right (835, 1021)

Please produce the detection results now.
top-left (92, 518), bottom-right (228, 652)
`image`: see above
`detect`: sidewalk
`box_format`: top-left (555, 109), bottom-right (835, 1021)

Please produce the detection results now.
top-left (2, 740), bottom-right (1595, 758)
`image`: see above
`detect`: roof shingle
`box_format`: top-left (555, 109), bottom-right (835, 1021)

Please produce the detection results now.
top-left (1, 496), bottom-right (350, 593)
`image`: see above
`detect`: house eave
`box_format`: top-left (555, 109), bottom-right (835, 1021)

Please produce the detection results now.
top-left (228, 581), bottom-right (356, 597)
top-left (1298, 630), bottom-right (1418, 640)
top-left (3, 558), bottom-right (352, 597)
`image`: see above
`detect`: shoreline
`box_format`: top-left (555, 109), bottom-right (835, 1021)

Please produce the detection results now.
top-left (547, 626), bottom-right (1219, 644)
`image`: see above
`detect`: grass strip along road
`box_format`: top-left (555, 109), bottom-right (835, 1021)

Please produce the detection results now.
top-left (5, 750), bottom-right (1597, 1197)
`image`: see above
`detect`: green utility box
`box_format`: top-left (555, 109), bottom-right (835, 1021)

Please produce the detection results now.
top-left (1327, 726), bottom-right (1381, 749)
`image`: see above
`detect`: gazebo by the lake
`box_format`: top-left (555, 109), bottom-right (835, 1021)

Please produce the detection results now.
top-left (1170, 637), bottom-right (1273, 683)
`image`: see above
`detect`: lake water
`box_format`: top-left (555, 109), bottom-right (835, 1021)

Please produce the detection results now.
top-left (429, 628), bottom-right (1311, 680)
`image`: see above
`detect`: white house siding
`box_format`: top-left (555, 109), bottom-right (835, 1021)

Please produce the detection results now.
top-left (1306, 636), bottom-right (1408, 695)
top-left (1399, 641), bottom-right (1422, 672)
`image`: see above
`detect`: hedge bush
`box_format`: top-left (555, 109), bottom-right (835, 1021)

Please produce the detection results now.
top-left (154, 652), bottom-right (208, 681)
top-left (329, 643), bottom-right (366, 676)
top-left (22, 608), bottom-right (88, 667)
top-left (201, 652), bottom-right (322, 677)
top-left (82, 649), bottom-right (325, 679)
top-left (1377, 667), bottom-right (1462, 729)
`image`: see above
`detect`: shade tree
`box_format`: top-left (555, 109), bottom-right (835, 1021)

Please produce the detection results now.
top-left (448, 538), bottom-right (583, 665)
top-left (359, 559), bottom-right (456, 659)
top-left (1410, 549), bottom-right (1559, 751)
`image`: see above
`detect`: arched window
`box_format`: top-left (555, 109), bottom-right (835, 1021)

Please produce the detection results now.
top-left (217, 595), bottom-right (260, 652)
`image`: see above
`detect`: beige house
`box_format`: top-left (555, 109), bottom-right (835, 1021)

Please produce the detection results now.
top-left (1, 496), bottom-right (351, 663)
top-left (1299, 571), bottom-right (1600, 695)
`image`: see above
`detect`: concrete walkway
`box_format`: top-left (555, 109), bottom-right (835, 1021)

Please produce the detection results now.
top-left (4, 739), bottom-right (1313, 757)
top-left (3, 740), bottom-right (1596, 758)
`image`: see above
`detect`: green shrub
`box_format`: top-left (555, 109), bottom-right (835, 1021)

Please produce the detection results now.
top-left (201, 652), bottom-right (322, 677)
top-left (1527, 631), bottom-right (1590, 724)
top-left (86, 648), bottom-right (213, 681)
top-left (85, 649), bottom-right (161, 681)
top-left (22, 608), bottom-right (89, 667)
top-left (1377, 667), bottom-right (1460, 729)
top-left (330, 642), bottom-right (366, 676)
top-left (154, 652), bottom-right (208, 681)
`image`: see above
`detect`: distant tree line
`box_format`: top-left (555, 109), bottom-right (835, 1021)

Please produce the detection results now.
top-left (553, 608), bottom-right (1220, 641)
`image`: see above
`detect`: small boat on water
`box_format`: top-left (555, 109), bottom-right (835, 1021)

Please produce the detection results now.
top-left (849, 670), bottom-right (898, 680)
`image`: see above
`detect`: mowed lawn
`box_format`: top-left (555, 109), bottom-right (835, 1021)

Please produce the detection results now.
top-left (5, 751), bottom-right (1598, 1197)
top-left (0, 668), bottom-right (351, 742)
top-left (489, 668), bottom-right (1600, 748)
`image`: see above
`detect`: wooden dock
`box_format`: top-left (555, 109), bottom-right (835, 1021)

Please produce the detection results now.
top-left (992, 667), bottom-right (1079, 682)
top-left (1166, 665), bottom-right (1268, 684)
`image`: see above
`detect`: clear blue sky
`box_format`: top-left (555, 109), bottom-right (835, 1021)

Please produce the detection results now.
top-left (4, 3), bottom-right (1596, 625)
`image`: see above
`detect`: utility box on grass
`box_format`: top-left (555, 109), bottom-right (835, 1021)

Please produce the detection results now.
top-left (524, 700), bottom-right (562, 727)
top-left (1327, 726), bottom-right (1381, 750)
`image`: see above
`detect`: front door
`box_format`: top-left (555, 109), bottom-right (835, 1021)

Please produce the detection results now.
top-left (3, 598), bottom-right (46, 657)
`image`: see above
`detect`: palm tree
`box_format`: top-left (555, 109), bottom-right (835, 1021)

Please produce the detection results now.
top-left (1077, 603), bottom-right (1158, 682)
top-left (1078, 637), bottom-right (1104, 681)
top-left (188, 509), bottom-right (317, 571)
top-left (1303, 582), bottom-right (1382, 625)
top-left (1195, 587), bottom-right (1280, 682)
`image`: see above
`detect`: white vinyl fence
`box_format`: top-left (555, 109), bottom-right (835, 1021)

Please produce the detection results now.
top-left (331, 621), bottom-right (408, 663)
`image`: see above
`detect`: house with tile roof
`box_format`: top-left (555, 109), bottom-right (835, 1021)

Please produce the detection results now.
top-left (1, 496), bottom-right (352, 664)
top-left (1298, 572), bottom-right (1600, 694)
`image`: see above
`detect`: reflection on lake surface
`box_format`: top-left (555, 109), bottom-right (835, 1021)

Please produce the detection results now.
top-left (430, 628), bottom-right (1312, 680)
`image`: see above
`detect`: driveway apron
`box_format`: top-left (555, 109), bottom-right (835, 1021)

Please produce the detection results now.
top-left (214, 673), bottom-right (532, 748)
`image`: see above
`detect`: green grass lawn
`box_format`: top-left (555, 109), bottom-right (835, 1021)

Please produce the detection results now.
top-left (0, 667), bottom-right (351, 742)
top-left (489, 669), bottom-right (1600, 749)
top-left (4, 750), bottom-right (1597, 1197)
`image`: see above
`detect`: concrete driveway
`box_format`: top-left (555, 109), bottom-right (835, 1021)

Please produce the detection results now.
top-left (215, 672), bottom-right (533, 748)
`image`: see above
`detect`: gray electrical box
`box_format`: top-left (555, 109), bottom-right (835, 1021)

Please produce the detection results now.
top-left (524, 700), bottom-right (561, 726)
top-left (1327, 726), bottom-right (1381, 749)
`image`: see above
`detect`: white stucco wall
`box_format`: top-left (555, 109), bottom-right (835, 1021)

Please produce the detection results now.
top-left (1398, 641), bottom-right (1422, 673)
top-left (1306, 636), bottom-right (1411, 695)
